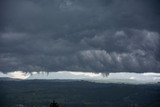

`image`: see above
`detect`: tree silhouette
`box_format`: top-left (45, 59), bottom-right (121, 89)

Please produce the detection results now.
top-left (50, 100), bottom-right (59, 107)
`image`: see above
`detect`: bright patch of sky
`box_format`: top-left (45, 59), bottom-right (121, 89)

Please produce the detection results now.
top-left (0, 71), bottom-right (30, 79)
top-left (0, 71), bottom-right (160, 84)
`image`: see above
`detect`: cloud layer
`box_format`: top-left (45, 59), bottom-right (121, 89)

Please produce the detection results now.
top-left (0, 0), bottom-right (160, 73)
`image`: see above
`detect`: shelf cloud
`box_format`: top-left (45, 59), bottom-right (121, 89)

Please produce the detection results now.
top-left (0, 0), bottom-right (160, 73)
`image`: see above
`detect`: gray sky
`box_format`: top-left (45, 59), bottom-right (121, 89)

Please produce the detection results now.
top-left (0, 0), bottom-right (160, 73)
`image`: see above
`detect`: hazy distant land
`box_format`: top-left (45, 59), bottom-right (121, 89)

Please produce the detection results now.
top-left (0, 79), bottom-right (160, 107)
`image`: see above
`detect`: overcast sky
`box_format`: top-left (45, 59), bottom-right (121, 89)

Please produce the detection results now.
top-left (0, 0), bottom-right (160, 73)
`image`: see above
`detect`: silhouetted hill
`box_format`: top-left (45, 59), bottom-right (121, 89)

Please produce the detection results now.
top-left (0, 77), bottom-right (19, 81)
top-left (0, 80), bottom-right (160, 107)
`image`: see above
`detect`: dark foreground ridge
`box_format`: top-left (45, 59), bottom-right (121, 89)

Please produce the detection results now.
top-left (0, 80), bottom-right (160, 107)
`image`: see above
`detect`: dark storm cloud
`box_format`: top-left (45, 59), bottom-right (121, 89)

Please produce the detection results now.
top-left (0, 0), bottom-right (160, 73)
